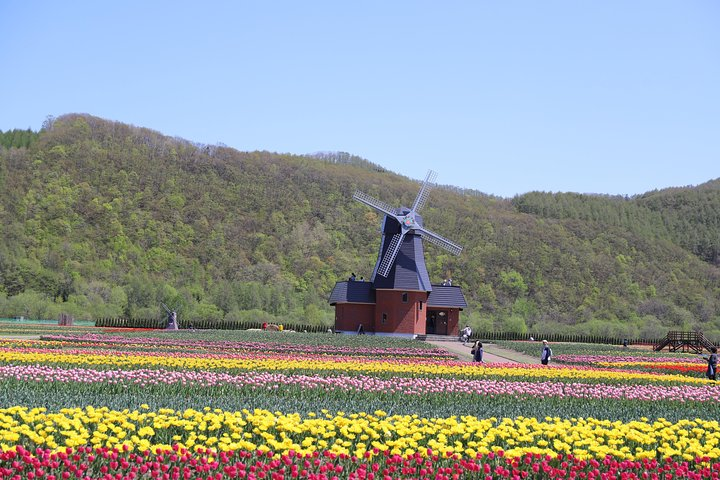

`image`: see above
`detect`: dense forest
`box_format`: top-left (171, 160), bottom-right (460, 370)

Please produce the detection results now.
top-left (0, 128), bottom-right (39, 150)
top-left (1, 114), bottom-right (719, 339)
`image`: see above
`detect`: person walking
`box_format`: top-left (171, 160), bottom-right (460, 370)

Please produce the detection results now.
top-left (460, 325), bottom-right (472, 345)
top-left (471, 340), bottom-right (484, 363)
top-left (541, 340), bottom-right (552, 365)
top-left (704, 347), bottom-right (717, 381)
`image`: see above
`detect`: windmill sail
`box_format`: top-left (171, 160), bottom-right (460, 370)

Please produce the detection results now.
top-left (410, 170), bottom-right (437, 213)
top-left (377, 233), bottom-right (403, 277)
top-left (352, 191), bottom-right (397, 218)
top-left (418, 228), bottom-right (463, 256)
top-left (353, 170), bottom-right (462, 279)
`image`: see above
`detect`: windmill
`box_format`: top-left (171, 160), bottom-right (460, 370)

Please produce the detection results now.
top-left (329, 169), bottom-right (468, 337)
top-left (353, 170), bottom-right (463, 289)
top-left (161, 302), bottom-right (179, 330)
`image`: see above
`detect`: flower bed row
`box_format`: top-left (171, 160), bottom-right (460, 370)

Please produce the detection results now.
top-left (35, 334), bottom-right (456, 359)
top-left (3, 445), bottom-right (719, 480)
top-left (497, 341), bottom-right (709, 362)
top-left (2, 407), bottom-right (720, 461)
top-left (1, 364), bottom-right (719, 403)
top-left (551, 354), bottom-right (712, 376)
top-left (554, 354), bottom-right (706, 365)
top-left (1, 347), bottom-right (711, 384)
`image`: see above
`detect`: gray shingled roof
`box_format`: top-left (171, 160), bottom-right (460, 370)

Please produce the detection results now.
top-left (329, 281), bottom-right (467, 309)
top-left (427, 285), bottom-right (467, 308)
top-left (328, 280), bottom-right (376, 305)
top-left (371, 233), bottom-right (432, 291)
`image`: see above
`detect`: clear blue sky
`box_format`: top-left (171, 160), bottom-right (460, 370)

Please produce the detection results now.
top-left (1, 1), bottom-right (718, 198)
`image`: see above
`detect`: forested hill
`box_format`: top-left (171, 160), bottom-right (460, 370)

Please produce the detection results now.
top-left (1, 114), bottom-right (719, 340)
top-left (513, 180), bottom-right (720, 266)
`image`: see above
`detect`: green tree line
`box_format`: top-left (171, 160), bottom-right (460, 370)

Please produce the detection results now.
top-left (0, 129), bottom-right (38, 149)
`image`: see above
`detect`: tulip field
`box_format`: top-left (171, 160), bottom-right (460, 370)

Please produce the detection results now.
top-left (0, 328), bottom-right (719, 478)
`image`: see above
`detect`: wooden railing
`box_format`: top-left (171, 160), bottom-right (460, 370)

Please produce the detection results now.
top-left (654, 331), bottom-right (716, 353)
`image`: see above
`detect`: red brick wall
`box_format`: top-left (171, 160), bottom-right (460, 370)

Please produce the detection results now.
top-left (375, 290), bottom-right (428, 335)
top-left (334, 303), bottom-right (375, 333)
top-left (448, 309), bottom-right (460, 336)
top-left (334, 293), bottom-right (455, 336)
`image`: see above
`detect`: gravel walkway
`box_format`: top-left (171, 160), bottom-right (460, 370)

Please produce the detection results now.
top-left (427, 340), bottom-right (541, 364)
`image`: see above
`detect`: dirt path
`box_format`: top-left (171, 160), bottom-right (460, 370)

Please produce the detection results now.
top-left (428, 340), bottom-right (541, 364)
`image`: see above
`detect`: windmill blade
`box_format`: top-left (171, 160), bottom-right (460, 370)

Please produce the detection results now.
top-left (418, 227), bottom-right (463, 256)
top-left (377, 232), bottom-right (405, 277)
top-left (160, 302), bottom-right (171, 314)
top-left (353, 190), bottom-right (398, 218)
top-left (410, 170), bottom-right (438, 213)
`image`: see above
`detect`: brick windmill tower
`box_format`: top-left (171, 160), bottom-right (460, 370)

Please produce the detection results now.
top-left (329, 171), bottom-right (467, 337)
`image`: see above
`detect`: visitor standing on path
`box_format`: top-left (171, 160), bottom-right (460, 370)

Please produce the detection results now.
top-left (704, 347), bottom-right (717, 381)
top-left (541, 340), bottom-right (552, 365)
top-left (471, 340), bottom-right (484, 363)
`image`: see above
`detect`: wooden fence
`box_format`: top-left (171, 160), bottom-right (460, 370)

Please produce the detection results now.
top-left (94, 317), bottom-right (331, 333)
top-left (473, 330), bottom-right (662, 346)
top-left (91, 319), bottom-right (718, 347)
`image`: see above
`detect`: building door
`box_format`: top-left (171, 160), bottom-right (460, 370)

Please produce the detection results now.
top-left (426, 311), bottom-right (448, 335)
top-left (426, 313), bottom-right (437, 334)
top-left (436, 311), bottom-right (448, 335)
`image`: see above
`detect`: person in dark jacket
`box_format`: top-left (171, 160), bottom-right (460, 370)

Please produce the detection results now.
top-left (471, 341), bottom-right (484, 363)
top-left (704, 347), bottom-right (717, 381)
top-left (541, 340), bottom-right (552, 365)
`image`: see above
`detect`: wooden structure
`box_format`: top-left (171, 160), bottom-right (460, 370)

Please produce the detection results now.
top-left (329, 170), bottom-right (467, 337)
top-left (654, 331), bottom-right (716, 354)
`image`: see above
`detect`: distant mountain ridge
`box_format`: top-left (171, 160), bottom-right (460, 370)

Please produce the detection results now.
top-left (1, 113), bottom-right (718, 340)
